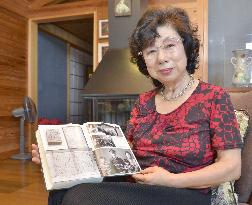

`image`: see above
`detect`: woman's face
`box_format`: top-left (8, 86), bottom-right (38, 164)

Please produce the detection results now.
top-left (143, 24), bottom-right (188, 85)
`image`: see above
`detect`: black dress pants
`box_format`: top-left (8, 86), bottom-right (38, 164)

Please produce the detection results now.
top-left (48, 182), bottom-right (211, 205)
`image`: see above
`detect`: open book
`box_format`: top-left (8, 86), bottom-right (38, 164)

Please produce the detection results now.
top-left (36, 122), bottom-right (141, 190)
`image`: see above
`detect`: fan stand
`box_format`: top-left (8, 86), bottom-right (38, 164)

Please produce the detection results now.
top-left (11, 116), bottom-right (32, 160)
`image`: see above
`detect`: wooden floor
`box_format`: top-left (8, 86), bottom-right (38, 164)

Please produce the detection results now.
top-left (0, 159), bottom-right (48, 205)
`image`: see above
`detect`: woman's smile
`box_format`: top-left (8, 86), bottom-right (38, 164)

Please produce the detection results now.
top-left (158, 68), bottom-right (173, 75)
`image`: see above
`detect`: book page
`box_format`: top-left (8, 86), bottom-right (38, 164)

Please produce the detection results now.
top-left (38, 124), bottom-right (102, 188)
top-left (46, 150), bottom-right (101, 183)
top-left (73, 150), bottom-right (101, 178)
top-left (95, 147), bottom-right (141, 176)
top-left (62, 125), bottom-right (89, 149)
top-left (83, 122), bottom-right (140, 176)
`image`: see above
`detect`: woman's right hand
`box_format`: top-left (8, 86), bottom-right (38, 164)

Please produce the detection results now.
top-left (31, 144), bottom-right (41, 165)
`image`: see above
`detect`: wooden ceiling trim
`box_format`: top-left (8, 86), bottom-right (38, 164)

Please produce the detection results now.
top-left (29, 0), bottom-right (66, 9)
top-left (28, 1), bottom-right (105, 21)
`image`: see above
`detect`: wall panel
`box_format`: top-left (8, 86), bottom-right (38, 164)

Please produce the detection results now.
top-left (0, 7), bottom-right (28, 158)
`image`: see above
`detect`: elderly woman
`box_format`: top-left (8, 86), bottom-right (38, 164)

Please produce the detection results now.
top-left (32, 7), bottom-right (242, 205)
top-left (127, 6), bottom-right (242, 202)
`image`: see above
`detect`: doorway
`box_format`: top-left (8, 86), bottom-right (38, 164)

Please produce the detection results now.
top-left (37, 18), bottom-right (93, 124)
top-left (28, 11), bottom-right (98, 145)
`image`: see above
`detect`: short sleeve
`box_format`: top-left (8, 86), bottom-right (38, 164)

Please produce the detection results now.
top-left (210, 89), bottom-right (243, 150)
top-left (125, 97), bottom-right (140, 143)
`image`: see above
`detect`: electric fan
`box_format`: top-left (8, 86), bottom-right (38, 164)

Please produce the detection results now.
top-left (11, 96), bottom-right (37, 160)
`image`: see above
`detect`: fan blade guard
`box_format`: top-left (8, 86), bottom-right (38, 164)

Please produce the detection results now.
top-left (23, 96), bottom-right (37, 123)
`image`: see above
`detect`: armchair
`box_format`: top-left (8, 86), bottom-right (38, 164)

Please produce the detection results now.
top-left (228, 89), bottom-right (252, 205)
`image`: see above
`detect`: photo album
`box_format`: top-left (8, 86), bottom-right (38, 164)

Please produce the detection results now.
top-left (36, 122), bottom-right (141, 190)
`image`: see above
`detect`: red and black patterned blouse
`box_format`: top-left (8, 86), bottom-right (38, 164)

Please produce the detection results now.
top-left (126, 81), bottom-right (243, 174)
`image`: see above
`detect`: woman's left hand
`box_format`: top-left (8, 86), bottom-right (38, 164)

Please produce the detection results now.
top-left (132, 166), bottom-right (176, 187)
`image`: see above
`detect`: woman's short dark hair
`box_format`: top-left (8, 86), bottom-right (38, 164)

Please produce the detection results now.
top-left (129, 7), bottom-right (200, 88)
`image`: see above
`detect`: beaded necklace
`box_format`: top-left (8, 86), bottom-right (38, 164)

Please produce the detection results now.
top-left (160, 75), bottom-right (195, 101)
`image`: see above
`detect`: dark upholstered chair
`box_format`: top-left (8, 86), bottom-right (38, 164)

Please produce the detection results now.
top-left (228, 89), bottom-right (252, 205)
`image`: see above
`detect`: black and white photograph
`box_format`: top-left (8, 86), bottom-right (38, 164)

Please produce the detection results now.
top-left (39, 125), bottom-right (69, 151)
top-left (87, 123), bottom-right (99, 134)
top-left (87, 122), bottom-right (119, 136)
top-left (123, 150), bottom-right (140, 173)
top-left (115, 127), bottom-right (124, 137)
top-left (46, 129), bottom-right (62, 145)
top-left (96, 148), bottom-right (141, 176)
top-left (91, 134), bottom-right (115, 149)
top-left (97, 156), bottom-right (111, 176)
top-left (114, 0), bottom-right (131, 17)
top-left (97, 123), bottom-right (118, 136)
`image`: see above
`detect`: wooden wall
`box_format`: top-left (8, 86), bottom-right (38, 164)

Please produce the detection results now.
top-left (96, 1), bottom-right (108, 46)
top-left (0, 7), bottom-right (28, 158)
top-left (0, 0), bottom-right (108, 159)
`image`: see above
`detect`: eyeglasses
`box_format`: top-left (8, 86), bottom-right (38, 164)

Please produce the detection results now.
top-left (141, 37), bottom-right (183, 61)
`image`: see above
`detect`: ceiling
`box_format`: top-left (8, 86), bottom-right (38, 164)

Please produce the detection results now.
top-left (51, 18), bottom-right (93, 44)
top-left (0, 0), bottom-right (102, 45)
top-left (32, 0), bottom-right (94, 44)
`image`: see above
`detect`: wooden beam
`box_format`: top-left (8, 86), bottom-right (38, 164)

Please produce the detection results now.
top-left (39, 24), bottom-right (93, 53)
top-left (47, 0), bottom-right (67, 5)
top-left (28, 20), bottom-right (38, 107)
top-left (28, 0), bottom-right (107, 21)
top-left (93, 11), bottom-right (98, 70)
top-left (29, 0), bottom-right (65, 9)
top-left (27, 20), bottom-right (38, 150)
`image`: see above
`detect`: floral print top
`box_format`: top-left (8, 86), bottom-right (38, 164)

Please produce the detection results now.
top-left (126, 81), bottom-right (243, 174)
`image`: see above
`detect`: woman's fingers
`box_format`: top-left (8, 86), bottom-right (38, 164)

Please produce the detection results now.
top-left (132, 167), bottom-right (158, 182)
top-left (32, 155), bottom-right (40, 164)
top-left (31, 144), bottom-right (41, 165)
top-left (31, 149), bottom-right (39, 158)
top-left (132, 173), bottom-right (146, 183)
top-left (140, 166), bottom-right (157, 174)
top-left (32, 144), bottom-right (39, 151)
